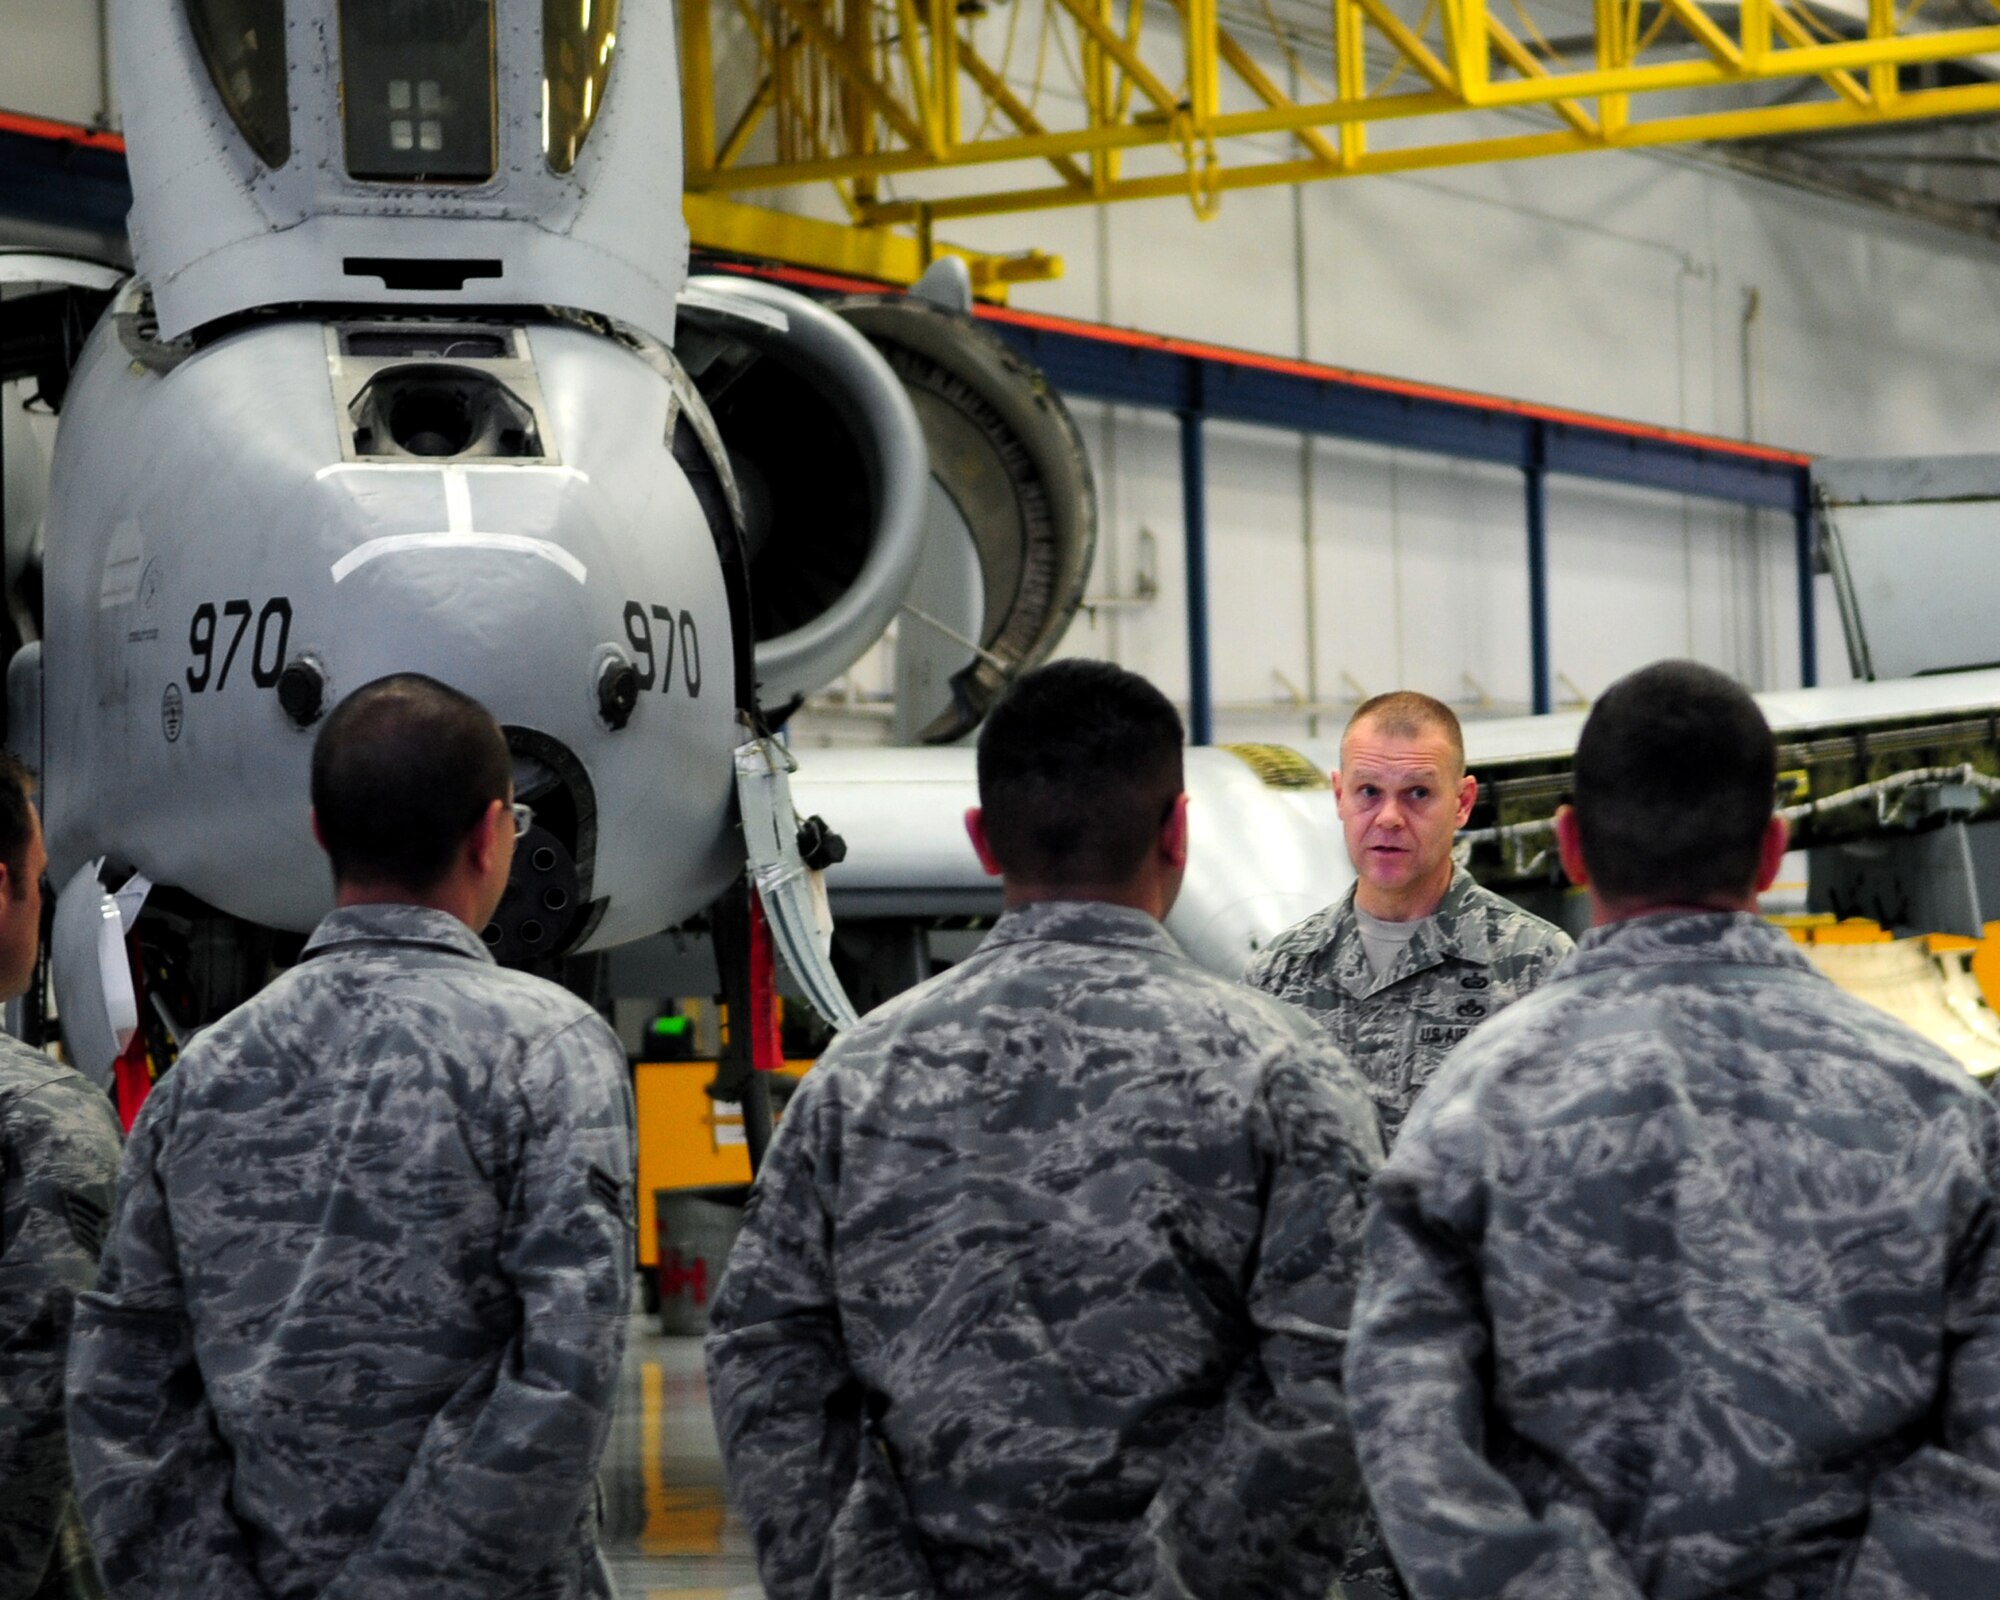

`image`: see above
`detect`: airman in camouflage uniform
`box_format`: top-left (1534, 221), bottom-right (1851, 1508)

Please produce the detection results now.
top-left (1245, 867), bottom-right (1572, 1144)
top-left (1347, 661), bottom-right (2000, 1600)
top-left (708, 660), bottom-right (1386, 1600)
top-left (1246, 692), bottom-right (1571, 1152)
top-left (1350, 910), bottom-right (2000, 1599)
top-left (1, 1037), bottom-right (120, 1600)
top-left (1247, 861), bottom-right (1569, 1600)
top-left (0, 756), bottom-right (118, 1600)
top-left (709, 900), bottom-right (1383, 1600)
top-left (66, 677), bottom-right (637, 1600)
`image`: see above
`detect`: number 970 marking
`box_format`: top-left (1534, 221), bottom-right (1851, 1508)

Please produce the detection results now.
top-left (622, 602), bottom-right (702, 698)
top-left (187, 598), bottom-right (292, 693)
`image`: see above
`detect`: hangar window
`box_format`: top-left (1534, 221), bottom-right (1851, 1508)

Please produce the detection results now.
top-left (339, 0), bottom-right (497, 183)
top-left (184, 0), bottom-right (292, 168)
top-left (542, 0), bottom-right (618, 173)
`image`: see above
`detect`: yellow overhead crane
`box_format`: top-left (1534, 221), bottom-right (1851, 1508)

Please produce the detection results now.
top-left (681, 0), bottom-right (2000, 288)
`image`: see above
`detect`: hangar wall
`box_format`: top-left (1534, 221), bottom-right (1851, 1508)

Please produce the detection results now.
top-left (0, 0), bottom-right (110, 129)
top-left (954, 149), bottom-right (2000, 741)
top-left (796, 143), bottom-right (2000, 744)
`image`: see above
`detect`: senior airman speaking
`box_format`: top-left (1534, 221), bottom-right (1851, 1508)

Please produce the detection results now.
top-left (1247, 689), bottom-right (1572, 1144)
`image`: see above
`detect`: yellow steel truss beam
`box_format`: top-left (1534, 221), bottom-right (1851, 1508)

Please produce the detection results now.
top-left (716, 77), bottom-right (775, 171)
top-left (1353, 0), bottom-right (1462, 97)
top-left (762, 0), bottom-right (929, 151)
top-left (686, 193), bottom-right (1063, 295)
top-left (685, 0), bottom-right (2000, 232)
top-left (1484, 13), bottom-right (1600, 136)
top-left (1335, 0), bottom-right (1368, 166)
top-left (856, 76), bottom-right (2000, 220)
top-left (891, 0), bottom-right (942, 154)
top-left (955, 38), bottom-right (1096, 189)
top-left (1440, 0), bottom-right (1492, 97)
top-left (1657, 0), bottom-right (1746, 71)
top-left (1871, 0), bottom-right (1900, 106)
top-left (1768, 2), bottom-right (1870, 108)
top-left (1213, 24), bottom-right (1342, 167)
top-left (681, 0), bottom-right (718, 170)
top-left (1044, 0), bottom-right (1185, 119)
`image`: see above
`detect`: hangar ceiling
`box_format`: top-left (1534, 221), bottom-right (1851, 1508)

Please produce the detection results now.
top-left (11, 0), bottom-right (2000, 291)
top-left (681, 0), bottom-right (2000, 245)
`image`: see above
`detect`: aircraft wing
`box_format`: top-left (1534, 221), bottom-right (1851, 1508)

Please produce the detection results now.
top-left (1446, 667), bottom-right (2000, 892)
top-left (793, 741), bottom-right (1353, 980)
top-left (794, 667), bottom-right (2000, 981)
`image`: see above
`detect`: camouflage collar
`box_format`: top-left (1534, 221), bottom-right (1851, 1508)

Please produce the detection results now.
top-left (1329, 866), bottom-right (1494, 999)
top-left (302, 903), bottom-right (497, 965)
top-left (1561, 909), bottom-right (1814, 980)
top-left (982, 899), bottom-right (1180, 956)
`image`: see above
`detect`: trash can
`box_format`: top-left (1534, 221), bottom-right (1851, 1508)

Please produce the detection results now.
top-left (654, 1185), bottom-right (746, 1336)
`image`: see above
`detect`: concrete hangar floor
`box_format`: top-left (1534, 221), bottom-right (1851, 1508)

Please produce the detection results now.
top-left (600, 1317), bottom-right (765, 1598)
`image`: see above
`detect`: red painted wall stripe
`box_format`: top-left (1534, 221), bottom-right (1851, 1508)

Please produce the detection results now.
top-left (0, 108), bottom-right (126, 154)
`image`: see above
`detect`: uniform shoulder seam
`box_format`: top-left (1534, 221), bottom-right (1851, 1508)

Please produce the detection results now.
top-left (1155, 961), bottom-right (1343, 1071)
top-left (523, 1005), bottom-right (621, 1062)
top-left (0, 1056), bottom-right (83, 1112)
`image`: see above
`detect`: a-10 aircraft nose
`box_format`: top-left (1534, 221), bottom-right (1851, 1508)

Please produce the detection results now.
top-left (39, 306), bottom-right (741, 955)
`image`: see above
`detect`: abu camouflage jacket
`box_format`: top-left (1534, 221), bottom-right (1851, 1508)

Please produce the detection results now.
top-left (707, 899), bottom-right (1385, 1600)
top-left (1347, 910), bottom-right (2000, 1600)
top-left (0, 1040), bottom-right (120, 1600)
top-left (1244, 867), bottom-right (1572, 1144)
top-left (67, 904), bottom-right (636, 1600)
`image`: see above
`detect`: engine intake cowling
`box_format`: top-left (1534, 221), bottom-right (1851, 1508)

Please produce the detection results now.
top-left (676, 276), bottom-right (929, 714)
top-left (832, 291), bottom-right (1096, 744)
top-left (675, 273), bottom-right (1097, 742)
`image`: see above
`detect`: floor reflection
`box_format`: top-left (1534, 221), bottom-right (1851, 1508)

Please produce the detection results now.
top-left (601, 1316), bottom-right (764, 1598)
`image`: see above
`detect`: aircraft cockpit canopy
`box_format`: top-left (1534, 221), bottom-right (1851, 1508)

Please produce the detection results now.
top-left (340, 0), bottom-right (498, 182)
top-left (180, 0), bottom-right (620, 182)
top-left (121, 0), bottom-right (680, 342)
top-left (184, 0), bottom-right (291, 169)
top-left (544, 0), bottom-right (619, 173)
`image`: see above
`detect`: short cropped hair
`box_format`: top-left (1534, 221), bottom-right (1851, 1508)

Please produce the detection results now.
top-left (1346, 691), bottom-right (1465, 774)
top-left (977, 660), bottom-right (1185, 886)
top-left (311, 675), bottom-right (511, 892)
top-left (0, 752), bottom-right (35, 882)
top-left (1573, 660), bottom-right (1776, 904)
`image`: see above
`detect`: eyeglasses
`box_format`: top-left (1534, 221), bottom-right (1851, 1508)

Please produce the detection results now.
top-left (511, 802), bottom-right (534, 835)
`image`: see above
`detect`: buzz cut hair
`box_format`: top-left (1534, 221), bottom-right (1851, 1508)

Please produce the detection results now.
top-left (1345, 691), bottom-right (1466, 774)
top-left (1573, 659), bottom-right (1776, 904)
top-left (311, 674), bottom-right (512, 894)
top-left (976, 659), bottom-right (1185, 888)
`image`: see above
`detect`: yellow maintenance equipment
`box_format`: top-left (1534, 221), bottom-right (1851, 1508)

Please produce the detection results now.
top-left (635, 1056), bottom-right (813, 1271)
top-left (1773, 915), bottom-right (2000, 1079)
top-left (686, 191), bottom-right (1062, 297)
top-left (681, 0), bottom-right (2000, 233)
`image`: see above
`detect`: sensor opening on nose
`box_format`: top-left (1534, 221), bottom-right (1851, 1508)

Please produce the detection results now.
top-left (388, 385), bottom-right (474, 455)
top-left (348, 364), bottom-right (544, 460)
